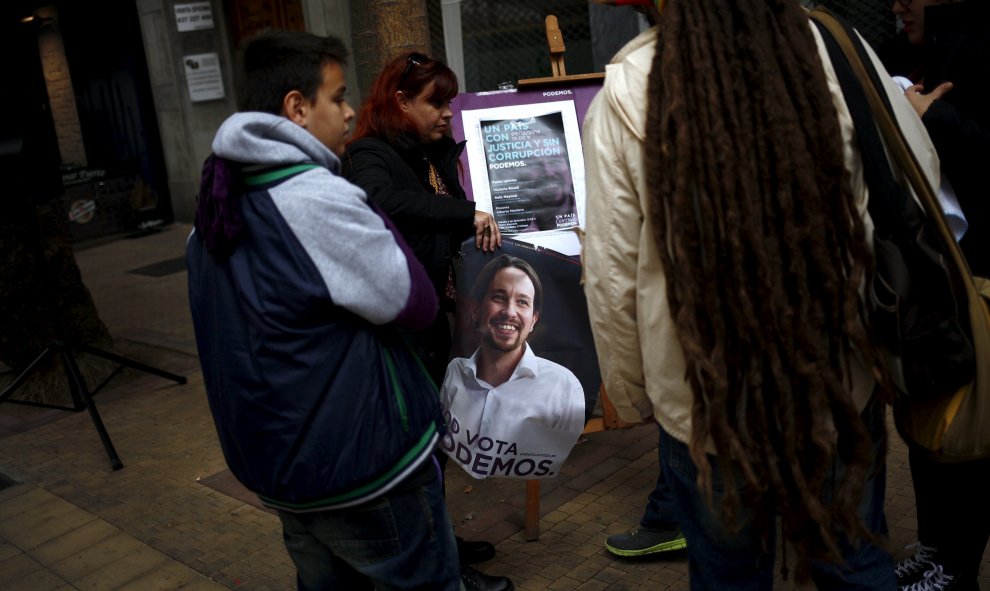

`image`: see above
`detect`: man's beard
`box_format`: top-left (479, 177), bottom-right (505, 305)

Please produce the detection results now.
top-left (481, 328), bottom-right (524, 353)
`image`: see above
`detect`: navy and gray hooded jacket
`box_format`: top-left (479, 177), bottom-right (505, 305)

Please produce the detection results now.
top-left (187, 112), bottom-right (442, 512)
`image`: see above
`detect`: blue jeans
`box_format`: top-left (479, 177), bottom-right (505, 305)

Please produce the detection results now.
top-left (277, 461), bottom-right (460, 590)
top-left (641, 427), bottom-right (680, 531)
top-left (659, 396), bottom-right (895, 591)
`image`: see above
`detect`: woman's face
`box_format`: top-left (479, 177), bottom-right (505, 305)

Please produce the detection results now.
top-left (893, 0), bottom-right (956, 46)
top-left (399, 82), bottom-right (454, 144)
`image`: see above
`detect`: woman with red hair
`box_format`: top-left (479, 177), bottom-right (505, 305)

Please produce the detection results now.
top-left (345, 52), bottom-right (501, 388)
top-left (343, 54), bottom-right (511, 591)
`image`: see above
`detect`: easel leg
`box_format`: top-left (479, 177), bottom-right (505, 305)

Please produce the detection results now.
top-left (524, 480), bottom-right (540, 541)
top-left (0, 347), bottom-right (54, 404)
top-left (59, 348), bottom-right (124, 471)
top-left (76, 343), bottom-right (186, 385)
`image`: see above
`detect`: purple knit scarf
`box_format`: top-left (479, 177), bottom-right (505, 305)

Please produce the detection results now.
top-left (194, 153), bottom-right (242, 257)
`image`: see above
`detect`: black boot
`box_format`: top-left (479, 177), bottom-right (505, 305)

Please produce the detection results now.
top-left (460, 565), bottom-right (514, 591)
top-left (456, 536), bottom-right (496, 564)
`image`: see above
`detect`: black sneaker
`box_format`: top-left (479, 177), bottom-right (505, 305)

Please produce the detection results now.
top-left (604, 526), bottom-right (687, 557)
top-left (895, 542), bottom-right (937, 587)
top-left (460, 565), bottom-right (514, 591)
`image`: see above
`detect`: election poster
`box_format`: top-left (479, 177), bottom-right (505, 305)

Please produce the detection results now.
top-left (461, 101), bottom-right (585, 240)
top-left (479, 112), bottom-right (578, 233)
top-left (440, 239), bottom-right (601, 480)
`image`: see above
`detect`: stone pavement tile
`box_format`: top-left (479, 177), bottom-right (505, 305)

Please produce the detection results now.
top-left (0, 540), bottom-right (22, 561)
top-left (553, 547), bottom-right (598, 571)
top-left (0, 494), bottom-right (97, 551)
top-left (547, 519), bottom-right (581, 536)
top-left (573, 458), bottom-right (633, 493)
top-left (5, 566), bottom-right (74, 591)
top-left (0, 551), bottom-right (45, 583)
top-left (31, 518), bottom-right (121, 565)
top-left (534, 485), bottom-right (582, 516)
top-left (456, 499), bottom-right (519, 537)
top-left (563, 561), bottom-right (603, 582)
top-left (518, 574), bottom-right (554, 590)
top-left (0, 485), bottom-right (53, 521)
top-left (536, 563), bottom-right (572, 582)
top-left (547, 574), bottom-right (584, 589)
top-left (72, 544), bottom-right (170, 590)
top-left (560, 443), bottom-right (623, 477)
top-left (48, 529), bottom-right (144, 581)
top-left (475, 519), bottom-right (523, 544)
top-left (575, 580), bottom-right (610, 591)
top-left (117, 560), bottom-right (227, 591)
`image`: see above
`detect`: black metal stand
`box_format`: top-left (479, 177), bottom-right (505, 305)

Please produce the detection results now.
top-left (0, 340), bottom-right (187, 471)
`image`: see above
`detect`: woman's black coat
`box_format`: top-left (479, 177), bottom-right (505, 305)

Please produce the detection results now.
top-left (343, 133), bottom-right (475, 384)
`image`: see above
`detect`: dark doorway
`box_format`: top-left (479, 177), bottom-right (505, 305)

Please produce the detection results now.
top-left (4, 0), bottom-right (173, 242)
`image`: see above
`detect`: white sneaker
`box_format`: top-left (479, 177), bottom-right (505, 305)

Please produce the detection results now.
top-left (900, 564), bottom-right (957, 591)
top-left (895, 542), bottom-right (937, 585)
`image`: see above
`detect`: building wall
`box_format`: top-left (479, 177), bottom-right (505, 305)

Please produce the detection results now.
top-left (135, 0), bottom-right (238, 222)
top-left (135, 0), bottom-right (356, 223)
top-left (35, 6), bottom-right (87, 168)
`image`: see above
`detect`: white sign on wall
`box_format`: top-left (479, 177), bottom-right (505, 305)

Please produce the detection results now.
top-left (174, 2), bottom-right (214, 32)
top-left (184, 53), bottom-right (225, 102)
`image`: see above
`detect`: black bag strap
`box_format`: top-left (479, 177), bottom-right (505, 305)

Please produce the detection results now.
top-left (811, 16), bottom-right (907, 242)
top-left (810, 8), bottom-right (977, 283)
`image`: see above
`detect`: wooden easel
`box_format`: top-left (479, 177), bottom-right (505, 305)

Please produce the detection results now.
top-left (517, 15), bottom-right (635, 542)
top-left (517, 15), bottom-right (604, 89)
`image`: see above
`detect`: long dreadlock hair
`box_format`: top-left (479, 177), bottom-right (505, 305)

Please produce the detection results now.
top-left (645, 0), bottom-right (886, 570)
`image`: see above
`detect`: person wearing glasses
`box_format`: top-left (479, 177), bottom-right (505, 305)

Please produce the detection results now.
top-left (343, 52), bottom-right (511, 591)
top-left (883, 2), bottom-right (990, 590)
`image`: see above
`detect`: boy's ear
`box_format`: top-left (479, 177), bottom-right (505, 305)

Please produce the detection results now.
top-left (282, 90), bottom-right (308, 126)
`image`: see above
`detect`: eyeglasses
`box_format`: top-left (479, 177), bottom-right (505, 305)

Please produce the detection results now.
top-left (401, 52), bottom-right (429, 83)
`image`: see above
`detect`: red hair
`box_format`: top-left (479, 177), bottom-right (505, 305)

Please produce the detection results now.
top-left (351, 51), bottom-right (459, 143)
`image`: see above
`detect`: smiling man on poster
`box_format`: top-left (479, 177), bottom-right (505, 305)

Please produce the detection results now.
top-left (440, 254), bottom-right (585, 479)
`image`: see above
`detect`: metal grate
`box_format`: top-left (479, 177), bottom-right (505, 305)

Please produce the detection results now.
top-left (804, 0), bottom-right (898, 51)
top-left (448, 1), bottom-right (897, 94)
top-left (459, 0), bottom-right (592, 92)
top-left (427, 0), bottom-right (448, 67)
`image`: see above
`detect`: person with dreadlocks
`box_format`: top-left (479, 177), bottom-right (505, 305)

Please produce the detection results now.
top-left (582, 0), bottom-right (943, 588)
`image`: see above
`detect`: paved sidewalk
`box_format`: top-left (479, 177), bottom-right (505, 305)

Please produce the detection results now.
top-left (0, 224), bottom-right (986, 590)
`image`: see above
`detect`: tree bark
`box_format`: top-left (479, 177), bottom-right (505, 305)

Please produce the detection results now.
top-left (350, 0), bottom-right (432, 96)
top-left (1, 14), bottom-right (113, 405)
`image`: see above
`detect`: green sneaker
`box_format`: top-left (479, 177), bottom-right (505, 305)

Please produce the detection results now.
top-left (605, 526), bottom-right (687, 557)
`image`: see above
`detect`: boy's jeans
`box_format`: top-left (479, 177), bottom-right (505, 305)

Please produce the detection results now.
top-left (277, 463), bottom-right (460, 591)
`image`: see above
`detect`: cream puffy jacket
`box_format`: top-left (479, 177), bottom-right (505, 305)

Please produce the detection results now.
top-left (581, 23), bottom-right (942, 446)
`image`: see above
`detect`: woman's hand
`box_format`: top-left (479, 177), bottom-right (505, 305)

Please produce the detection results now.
top-left (473, 210), bottom-right (502, 252)
top-left (905, 82), bottom-right (953, 118)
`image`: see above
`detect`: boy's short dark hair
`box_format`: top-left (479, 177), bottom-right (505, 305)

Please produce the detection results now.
top-left (237, 30), bottom-right (348, 115)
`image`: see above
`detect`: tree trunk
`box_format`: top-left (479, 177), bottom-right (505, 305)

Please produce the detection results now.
top-left (350, 0), bottom-right (432, 96)
top-left (1, 13), bottom-right (113, 405)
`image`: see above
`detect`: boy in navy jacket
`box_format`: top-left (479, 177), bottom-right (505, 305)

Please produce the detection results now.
top-left (186, 31), bottom-right (459, 590)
